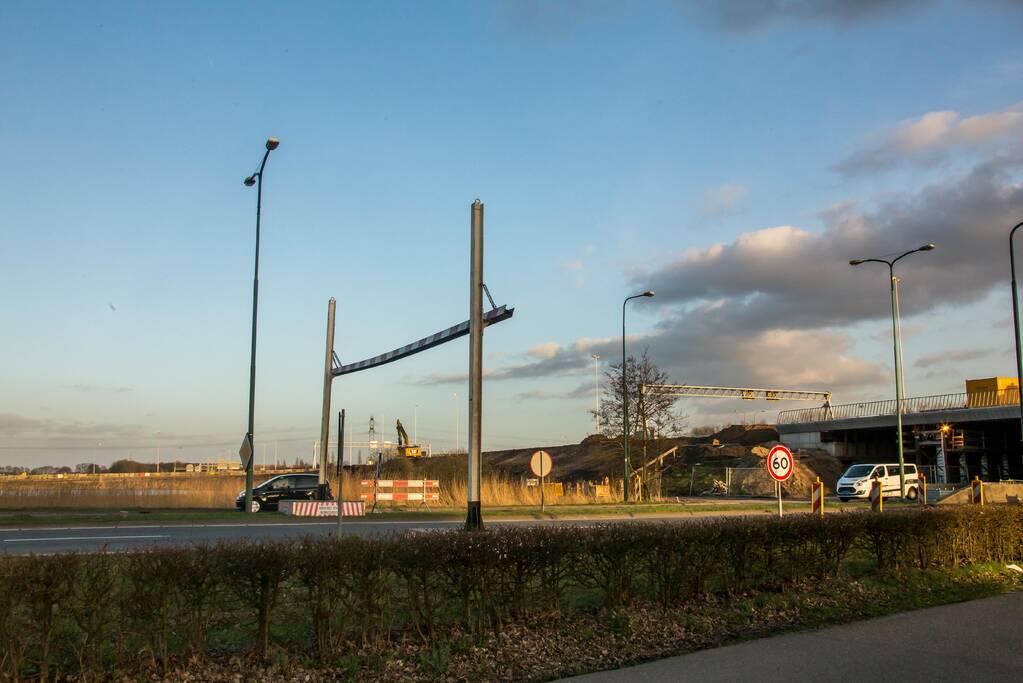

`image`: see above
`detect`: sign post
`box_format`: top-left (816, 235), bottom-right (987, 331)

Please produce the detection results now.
top-left (530, 450), bottom-right (552, 514)
top-left (810, 476), bottom-right (824, 518)
top-left (767, 444), bottom-right (793, 518)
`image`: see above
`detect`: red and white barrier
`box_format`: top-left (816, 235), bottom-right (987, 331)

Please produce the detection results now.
top-left (869, 478), bottom-right (883, 512)
top-left (360, 479), bottom-right (440, 510)
top-left (971, 477), bottom-right (985, 505)
top-left (280, 500), bottom-right (365, 517)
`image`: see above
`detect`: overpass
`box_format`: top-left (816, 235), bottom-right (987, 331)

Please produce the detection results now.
top-left (777, 389), bottom-right (1022, 484)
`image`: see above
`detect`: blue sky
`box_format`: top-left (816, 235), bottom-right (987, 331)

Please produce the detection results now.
top-left (2, 1), bottom-right (1023, 466)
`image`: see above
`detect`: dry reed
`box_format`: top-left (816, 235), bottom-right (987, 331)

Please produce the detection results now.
top-left (0, 472), bottom-right (600, 510)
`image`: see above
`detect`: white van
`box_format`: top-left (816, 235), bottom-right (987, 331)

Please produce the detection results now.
top-left (836, 463), bottom-right (920, 501)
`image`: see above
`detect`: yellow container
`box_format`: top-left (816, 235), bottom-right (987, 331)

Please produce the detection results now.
top-left (965, 377), bottom-right (1019, 407)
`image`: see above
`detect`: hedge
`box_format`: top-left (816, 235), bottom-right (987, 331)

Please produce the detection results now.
top-left (0, 507), bottom-right (1021, 680)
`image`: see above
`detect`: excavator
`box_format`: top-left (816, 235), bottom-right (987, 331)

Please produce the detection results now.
top-left (395, 419), bottom-right (423, 458)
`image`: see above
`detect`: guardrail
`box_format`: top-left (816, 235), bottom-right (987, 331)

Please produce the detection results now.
top-left (777, 389), bottom-right (1019, 425)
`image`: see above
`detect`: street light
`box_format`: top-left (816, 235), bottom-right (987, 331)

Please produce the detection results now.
top-left (241, 137), bottom-right (280, 513)
top-left (622, 290), bottom-right (655, 502)
top-left (1009, 222), bottom-right (1023, 453)
top-left (591, 354), bottom-right (601, 435)
top-left (850, 243), bottom-right (934, 497)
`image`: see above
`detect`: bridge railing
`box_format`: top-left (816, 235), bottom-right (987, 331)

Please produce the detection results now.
top-left (777, 389), bottom-right (1019, 425)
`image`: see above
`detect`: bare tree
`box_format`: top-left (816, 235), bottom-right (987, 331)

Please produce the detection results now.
top-left (594, 349), bottom-right (682, 439)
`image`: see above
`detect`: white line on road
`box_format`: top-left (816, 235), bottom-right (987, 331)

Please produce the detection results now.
top-left (3, 535), bottom-right (168, 543)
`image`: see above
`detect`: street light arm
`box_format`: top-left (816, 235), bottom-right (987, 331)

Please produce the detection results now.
top-left (891, 249), bottom-right (919, 267)
top-left (850, 258), bottom-right (893, 268)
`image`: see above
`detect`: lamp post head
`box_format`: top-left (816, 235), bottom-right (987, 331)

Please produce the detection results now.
top-left (266, 137), bottom-right (280, 151)
top-left (919, 243), bottom-right (935, 252)
top-left (243, 175), bottom-right (257, 187)
top-left (642, 290), bottom-right (655, 298)
top-left (849, 259), bottom-right (864, 266)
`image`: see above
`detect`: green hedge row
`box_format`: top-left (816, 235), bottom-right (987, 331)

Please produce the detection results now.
top-left (1, 508), bottom-right (1021, 680)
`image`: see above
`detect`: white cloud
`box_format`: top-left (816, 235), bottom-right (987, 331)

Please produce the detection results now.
top-left (701, 183), bottom-right (748, 216)
top-left (528, 342), bottom-right (562, 359)
top-left (837, 102), bottom-right (1023, 174)
top-left (471, 155), bottom-right (1023, 404)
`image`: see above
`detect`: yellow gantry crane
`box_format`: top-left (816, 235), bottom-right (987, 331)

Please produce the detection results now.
top-left (395, 419), bottom-right (423, 458)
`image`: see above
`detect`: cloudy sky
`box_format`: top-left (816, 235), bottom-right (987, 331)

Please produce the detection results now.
top-left (2, 0), bottom-right (1023, 466)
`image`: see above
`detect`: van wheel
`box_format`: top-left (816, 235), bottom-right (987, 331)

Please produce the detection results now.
top-left (249, 499), bottom-right (262, 513)
top-left (905, 487), bottom-right (918, 501)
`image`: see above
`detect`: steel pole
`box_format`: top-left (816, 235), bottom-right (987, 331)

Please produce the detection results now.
top-left (1010, 222), bottom-right (1023, 455)
top-left (889, 268), bottom-right (907, 498)
top-left (465, 200), bottom-right (484, 530)
top-left (244, 149), bottom-right (270, 513)
top-left (622, 299), bottom-right (629, 502)
top-left (337, 408), bottom-right (345, 534)
top-left (317, 298), bottom-right (336, 500)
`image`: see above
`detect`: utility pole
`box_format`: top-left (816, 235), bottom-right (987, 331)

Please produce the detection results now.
top-left (317, 298), bottom-right (336, 500)
top-left (466, 199), bottom-right (484, 530)
top-left (337, 408), bottom-right (345, 534)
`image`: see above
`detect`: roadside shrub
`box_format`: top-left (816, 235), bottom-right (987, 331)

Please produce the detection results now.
top-left (215, 540), bottom-right (293, 659)
top-left (0, 506), bottom-right (1020, 680)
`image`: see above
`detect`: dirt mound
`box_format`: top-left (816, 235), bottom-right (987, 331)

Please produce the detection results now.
top-left (733, 447), bottom-right (845, 497)
top-left (697, 424), bottom-right (779, 446)
top-left (484, 437), bottom-right (692, 482)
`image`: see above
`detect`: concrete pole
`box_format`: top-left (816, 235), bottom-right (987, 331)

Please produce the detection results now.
top-left (317, 298), bottom-right (336, 500)
top-left (466, 199), bottom-right (484, 530)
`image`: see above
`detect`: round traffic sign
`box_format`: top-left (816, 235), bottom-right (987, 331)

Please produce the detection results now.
top-left (767, 445), bottom-right (793, 482)
top-left (530, 450), bottom-right (552, 478)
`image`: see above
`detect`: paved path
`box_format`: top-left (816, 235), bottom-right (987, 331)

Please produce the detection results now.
top-left (563, 591), bottom-right (1023, 682)
top-left (0, 513), bottom-right (717, 554)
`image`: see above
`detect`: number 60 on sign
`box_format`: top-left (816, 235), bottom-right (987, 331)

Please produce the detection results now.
top-left (767, 444), bottom-right (793, 482)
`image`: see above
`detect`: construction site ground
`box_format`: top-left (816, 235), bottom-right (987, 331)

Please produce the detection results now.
top-left (373, 424), bottom-right (846, 499)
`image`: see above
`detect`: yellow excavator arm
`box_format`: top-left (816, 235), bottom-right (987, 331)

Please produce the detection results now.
top-left (395, 419), bottom-right (422, 457)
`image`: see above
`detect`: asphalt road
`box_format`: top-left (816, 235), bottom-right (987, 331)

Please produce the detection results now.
top-left (0, 514), bottom-right (703, 554)
top-left (563, 591), bottom-right (1023, 683)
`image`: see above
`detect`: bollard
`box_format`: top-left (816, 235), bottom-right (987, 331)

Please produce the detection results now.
top-left (971, 476), bottom-right (985, 505)
top-left (810, 476), bottom-right (824, 518)
top-left (918, 472), bottom-right (927, 507)
top-left (869, 477), bottom-right (883, 512)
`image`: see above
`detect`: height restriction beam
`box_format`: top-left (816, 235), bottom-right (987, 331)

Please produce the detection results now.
top-left (643, 384), bottom-right (831, 404)
top-left (332, 305), bottom-right (513, 377)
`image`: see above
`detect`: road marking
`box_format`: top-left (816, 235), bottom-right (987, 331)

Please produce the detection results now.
top-left (3, 535), bottom-right (168, 543)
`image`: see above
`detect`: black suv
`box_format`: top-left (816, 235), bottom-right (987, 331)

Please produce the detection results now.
top-left (234, 473), bottom-right (329, 512)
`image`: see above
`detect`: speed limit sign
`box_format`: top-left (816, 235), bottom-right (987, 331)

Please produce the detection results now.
top-left (767, 445), bottom-right (794, 482)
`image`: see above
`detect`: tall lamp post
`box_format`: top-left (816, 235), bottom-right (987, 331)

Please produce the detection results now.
top-left (622, 290), bottom-right (655, 502)
top-left (1009, 222), bottom-right (1023, 453)
top-left (592, 353), bottom-right (600, 435)
top-left (241, 137), bottom-right (280, 513)
top-left (850, 243), bottom-right (934, 498)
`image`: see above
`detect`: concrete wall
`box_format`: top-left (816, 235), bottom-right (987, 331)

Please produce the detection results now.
top-left (780, 431), bottom-right (836, 455)
top-left (937, 482), bottom-right (1023, 505)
